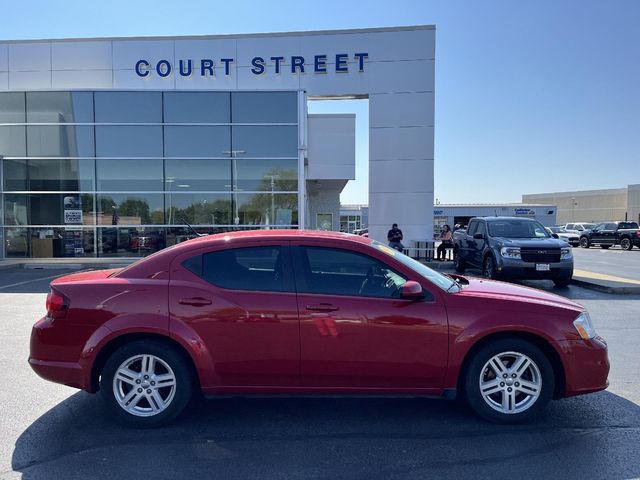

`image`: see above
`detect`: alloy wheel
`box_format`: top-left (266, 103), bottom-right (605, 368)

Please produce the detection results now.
top-left (112, 354), bottom-right (177, 417)
top-left (478, 351), bottom-right (542, 414)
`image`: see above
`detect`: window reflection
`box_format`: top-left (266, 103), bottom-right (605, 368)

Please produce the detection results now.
top-left (95, 92), bottom-right (162, 123)
top-left (0, 126), bottom-right (27, 157)
top-left (97, 159), bottom-right (163, 191)
top-left (164, 159), bottom-right (231, 191)
top-left (4, 193), bottom-right (94, 225)
top-left (97, 194), bottom-right (164, 225)
top-left (95, 126), bottom-right (163, 157)
top-left (168, 193), bottom-right (232, 225)
top-left (0, 92), bottom-right (26, 123)
top-left (98, 227), bottom-right (165, 257)
top-left (26, 92), bottom-right (94, 123)
top-left (232, 92), bottom-right (297, 123)
top-left (27, 126), bottom-right (95, 157)
top-left (235, 160), bottom-right (298, 191)
top-left (164, 92), bottom-right (230, 123)
top-left (4, 227), bottom-right (95, 258)
top-left (232, 126), bottom-right (298, 158)
top-left (236, 193), bottom-right (298, 226)
top-left (164, 126), bottom-right (230, 157)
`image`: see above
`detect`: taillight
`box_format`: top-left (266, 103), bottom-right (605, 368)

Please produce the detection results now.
top-left (635, 231), bottom-right (640, 238)
top-left (46, 289), bottom-right (68, 319)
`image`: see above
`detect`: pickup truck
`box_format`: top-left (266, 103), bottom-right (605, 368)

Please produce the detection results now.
top-left (579, 221), bottom-right (640, 250)
top-left (453, 216), bottom-right (574, 287)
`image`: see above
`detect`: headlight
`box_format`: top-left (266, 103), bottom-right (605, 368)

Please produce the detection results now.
top-left (500, 247), bottom-right (521, 259)
top-left (560, 248), bottom-right (573, 260)
top-left (573, 311), bottom-right (596, 340)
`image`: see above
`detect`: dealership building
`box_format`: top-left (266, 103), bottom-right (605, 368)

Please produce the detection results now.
top-left (0, 26), bottom-right (435, 259)
top-left (523, 184), bottom-right (640, 225)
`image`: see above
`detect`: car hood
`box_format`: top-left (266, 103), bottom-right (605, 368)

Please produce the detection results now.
top-left (492, 237), bottom-right (568, 248)
top-left (452, 275), bottom-right (583, 311)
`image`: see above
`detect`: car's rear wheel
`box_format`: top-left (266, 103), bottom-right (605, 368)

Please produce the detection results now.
top-left (463, 338), bottom-right (554, 423)
top-left (100, 340), bottom-right (193, 428)
top-left (482, 255), bottom-right (498, 279)
top-left (454, 249), bottom-right (466, 273)
top-left (620, 238), bottom-right (633, 251)
top-left (580, 237), bottom-right (590, 248)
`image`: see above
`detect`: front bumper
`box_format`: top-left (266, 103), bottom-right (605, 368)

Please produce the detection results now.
top-left (558, 336), bottom-right (610, 397)
top-left (495, 257), bottom-right (574, 279)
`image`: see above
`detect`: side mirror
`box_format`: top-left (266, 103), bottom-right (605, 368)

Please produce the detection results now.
top-left (473, 233), bottom-right (484, 240)
top-left (401, 281), bottom-right (424, 300)
top-left (552, 233), bottom-right (559, 239)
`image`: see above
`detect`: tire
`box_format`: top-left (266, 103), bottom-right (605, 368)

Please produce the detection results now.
top-left (463, 338), bottom-right (554, 424)
top-left (100, 339), bottom-right (194, 428)
top-left (553, 277), bottom-right (572, 288)
top-left (620, 238), bottom-right (633, 251)
top-left (454, 249), bottom-right (466, 273)
top-left (600, 245), bottom-right (610, 249)
top-left (579, 237), bottom-right (590, 248)
top-left (482, 255), bottom-right (498, 280)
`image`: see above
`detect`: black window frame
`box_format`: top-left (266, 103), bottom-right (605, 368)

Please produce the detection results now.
top-left (184, 244), bottom-right (295, 293)
top-left (292, 245), bottom-right (411, 300)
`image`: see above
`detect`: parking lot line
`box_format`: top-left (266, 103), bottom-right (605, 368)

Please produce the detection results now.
top-left (0, 274), bottom-right (65, 291)
top-left (573, 269), bottom-right (640, 285)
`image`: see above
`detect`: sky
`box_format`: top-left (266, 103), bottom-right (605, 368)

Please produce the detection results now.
top-left (2, 0), bottom-right (638, 205)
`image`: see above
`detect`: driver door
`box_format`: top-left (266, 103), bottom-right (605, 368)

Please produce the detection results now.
top-left (291, 242), bottom-right (449, 391)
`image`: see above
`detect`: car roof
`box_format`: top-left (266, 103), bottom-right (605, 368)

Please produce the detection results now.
top-left (116, 229), bottom-right (373, 279)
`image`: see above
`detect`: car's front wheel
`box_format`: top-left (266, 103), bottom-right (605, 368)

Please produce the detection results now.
top-left (453, 249), bottom-right (466, 273)
top-left (482, 255), bottom-right (498, 279)
top-left (463, 338), bottom-right (554, 423)
top-left (100, 339), bottom-right (194, 428)
top-left (580, 237), bottom-right (590, 248)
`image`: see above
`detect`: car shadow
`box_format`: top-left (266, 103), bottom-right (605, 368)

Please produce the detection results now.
top-left (11, 390), bottom-right (640, 479)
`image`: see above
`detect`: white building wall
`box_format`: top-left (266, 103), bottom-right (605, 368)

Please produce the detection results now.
top-left (307, 114), bottom-right (355, 181)
top-left (0, 26), bottom-right (436, 244)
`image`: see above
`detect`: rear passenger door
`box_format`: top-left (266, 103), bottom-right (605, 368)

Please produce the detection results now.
top-left (169, 242), bottom-right (301, 387)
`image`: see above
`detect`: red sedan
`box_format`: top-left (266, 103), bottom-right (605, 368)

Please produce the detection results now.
top-left (29, 230), bottom-right (609, 427)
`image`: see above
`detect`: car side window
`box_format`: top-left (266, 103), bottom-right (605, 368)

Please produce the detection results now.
top-left (476, 222), bottom-right (486, 237)
top-left (566, 224), bottom-right (574, 230)
top-left (467, 221), bottom-right (478, 236)
top-left (593, 223), bottom-right (604, 232)
top-left (298, 246), bottom-right (407, 299)
top-left (198, 246), bottom-right (288, 292)
top-left (605, 223), bottom-right (617, 230)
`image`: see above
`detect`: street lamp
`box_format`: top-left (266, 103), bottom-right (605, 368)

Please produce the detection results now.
top-left (571, 197), bottom-right (577, 222)
top-left (165, 177), bottom-right (175, 225)
top-left (223, 149), bottom-right (246, 227)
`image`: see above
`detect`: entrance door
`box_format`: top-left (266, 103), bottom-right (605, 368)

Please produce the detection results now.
top-left (291, 242), bottom-right (449, 390)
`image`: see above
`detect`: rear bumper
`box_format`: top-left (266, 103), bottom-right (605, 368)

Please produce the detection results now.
top-left (29, 315), bottom-right (89, 391)
top-left (28, 357), bottom-right (85, 390)
top-left (558, 337), bottom-right (609, 397)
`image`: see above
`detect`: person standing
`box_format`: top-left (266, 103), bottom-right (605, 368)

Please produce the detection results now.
top-left (437, 224), bottom-right (453, 260)
top-left (387, 223), bottom-right (404, 251)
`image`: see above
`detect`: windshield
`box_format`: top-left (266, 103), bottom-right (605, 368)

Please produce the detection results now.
top-left (487, 219), bottom-right (550, 238)
top-left (372, 241), bottom-right (457, 292)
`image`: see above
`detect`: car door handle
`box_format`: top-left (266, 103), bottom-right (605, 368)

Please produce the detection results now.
top-left (306, 303), bottom-right (339, 312)
top-left (179, 297), bottom-right (212, 306)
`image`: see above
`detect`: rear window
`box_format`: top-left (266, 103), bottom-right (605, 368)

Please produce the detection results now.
top-left (619, 222), bottom-right (639, 229)
top-left (183, 246), bottom-right (290, 292)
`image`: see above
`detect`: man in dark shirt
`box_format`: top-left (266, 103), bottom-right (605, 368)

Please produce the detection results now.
top-left (387, 223), bottom-right (404, 251)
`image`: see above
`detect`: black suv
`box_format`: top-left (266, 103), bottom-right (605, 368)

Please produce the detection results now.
top-left (579, 221), bottom-right (640, 250)
top-left (453, 217), bottom-right (574, 287)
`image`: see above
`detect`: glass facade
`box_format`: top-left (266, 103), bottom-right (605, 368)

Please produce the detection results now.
top-left (0, 91), bottom-right (300, 258)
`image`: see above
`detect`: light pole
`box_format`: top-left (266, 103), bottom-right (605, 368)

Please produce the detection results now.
top-left (571, 196), bottom-right (577, 222)
top-left (267, 174), bottom-right (280, 228)
top-left (165, 177), bottom-right (175, 225)
top-left (223, 149), bottom-right (246, 227)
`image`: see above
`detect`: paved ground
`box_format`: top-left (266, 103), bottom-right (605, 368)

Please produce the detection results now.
top-left (572, 245), bottom-right (640, 281)
top-left (0, 268), bottom-right (639, 479)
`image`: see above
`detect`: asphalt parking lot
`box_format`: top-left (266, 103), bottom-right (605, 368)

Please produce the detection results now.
top-left (0, 267), bottom-right (639, 479)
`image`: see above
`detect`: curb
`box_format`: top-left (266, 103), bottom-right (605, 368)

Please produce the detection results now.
top-left (570, 278), bottom-right (640, 295)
